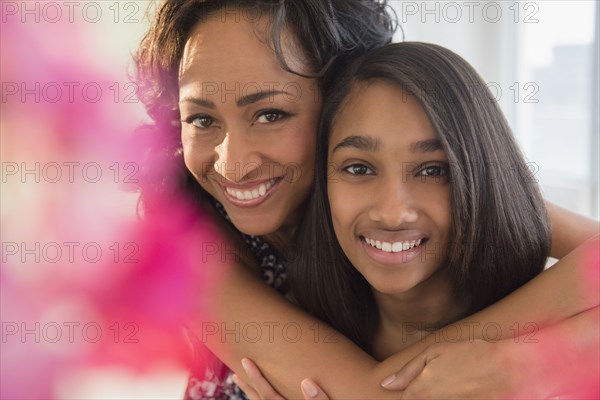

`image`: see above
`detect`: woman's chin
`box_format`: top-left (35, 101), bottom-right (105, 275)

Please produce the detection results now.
top-left (229, 214), bottom-right (280, 237)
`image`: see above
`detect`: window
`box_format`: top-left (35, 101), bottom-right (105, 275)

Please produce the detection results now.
top-left (391, 0), bottom-right (598, 217)
top-left (514, 0), bottom-right (598, 217)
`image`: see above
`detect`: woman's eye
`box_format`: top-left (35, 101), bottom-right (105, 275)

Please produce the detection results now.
top-left (255, 111), bottom-right (287, 124)
top-left (418, 165), bottom-right (448, 177)
top-left (343, 164), bottom-right (373, 176)
top-left (188, 116), bottom-right (214, 129)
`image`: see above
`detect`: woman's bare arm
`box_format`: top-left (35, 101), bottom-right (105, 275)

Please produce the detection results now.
top-left (547, 201), bottom-right (599, 258)
top-left (380, 305), bottom-right (600, 398)
top-left (376, 233), bottom-right (600, 378)
top-left (193, 233), bottom-right (392, 398)
top-left (238, 305), bottom-right (599, 398)
top-left (192, 211), bottom-right (598, 397)
top-left (192, 233), bottom-right (599, 397)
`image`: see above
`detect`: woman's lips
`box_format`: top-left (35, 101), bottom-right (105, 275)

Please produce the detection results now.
top-left (220, 177), bottom-right (282, 207)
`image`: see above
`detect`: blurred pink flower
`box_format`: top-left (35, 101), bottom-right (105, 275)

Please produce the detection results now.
top-left (2, 8), bottom-right (222, 399)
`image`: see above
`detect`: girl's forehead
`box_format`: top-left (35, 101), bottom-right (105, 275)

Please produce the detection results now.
top-left (329, 81), bottom-right (438, 151)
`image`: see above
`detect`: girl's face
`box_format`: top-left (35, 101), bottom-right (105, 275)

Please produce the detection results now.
top-left (178, 13), bottom-right (321, 236)
top-left (327, 81), bottom-right (451, 296)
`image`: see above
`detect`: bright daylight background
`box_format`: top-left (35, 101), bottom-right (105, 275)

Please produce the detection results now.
top-left (393, 0), bottom-right (599, 218)
top-left (1, 1), bottom-right (598, 399)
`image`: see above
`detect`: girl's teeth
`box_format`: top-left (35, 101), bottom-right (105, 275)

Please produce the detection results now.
top-left (365, 238), bottom-right (423, 253)
top-left (392, 242), bottom-right (403, 252)
top-left (226, 179), bottom-right (276, 201)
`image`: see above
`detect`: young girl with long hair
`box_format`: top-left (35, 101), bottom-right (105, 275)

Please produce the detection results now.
top-left (237, 42), bottom-right (599, 398)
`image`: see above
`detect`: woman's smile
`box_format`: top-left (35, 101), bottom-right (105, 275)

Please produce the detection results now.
top-left (220, 177), bottom-right (283, 207)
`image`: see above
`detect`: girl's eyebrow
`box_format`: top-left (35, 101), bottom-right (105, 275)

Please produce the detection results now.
top-left (331, 136), bottom-right (442, 154)
top-left (331, 135), bottom-right (380, 153)
top-left (410, 138), bottom-right (443, 153)
top-left (178, 90), bottom-right (290, 108)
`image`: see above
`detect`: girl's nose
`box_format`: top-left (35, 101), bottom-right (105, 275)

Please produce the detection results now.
top-left (368, 180), bottom-right (418, 228)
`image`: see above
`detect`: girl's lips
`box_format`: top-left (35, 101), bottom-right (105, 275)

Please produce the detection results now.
top-left (360, 236), bottom-right (427, 265)
top-left (220, 177), bottom-right (283, 208)
top-left (363, 237), bottom-right (424, 253)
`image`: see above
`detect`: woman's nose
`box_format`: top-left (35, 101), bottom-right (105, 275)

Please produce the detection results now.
top-left (213, 131), bottom-right (263, 183)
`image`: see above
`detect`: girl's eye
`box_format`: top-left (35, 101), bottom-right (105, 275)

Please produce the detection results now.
top-left (343, 164), bottom-right (373, 176)
top-left (418, 165), bottom-right (449, 177)
top-left (189, 115), bottom-right (214, 129)
top-left (255, 110), bottom-right (288, 124)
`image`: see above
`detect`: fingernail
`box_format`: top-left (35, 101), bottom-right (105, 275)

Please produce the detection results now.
top-left (381, 374), bottom-right (397, 388)
top-left (231, 374), bottom-right (239, 384)
top-left (241, 358), bottom-right (250, 374)
top-left (301, 379), bottom-right (319, 398)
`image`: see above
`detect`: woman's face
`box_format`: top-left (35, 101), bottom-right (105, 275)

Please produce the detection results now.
top-left (179, 12), bottom-right (321, 236)
top-left (327, 81), bottom-right (451, 296)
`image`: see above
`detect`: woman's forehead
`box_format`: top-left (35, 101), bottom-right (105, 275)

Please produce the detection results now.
top-left (179, 12), bottom-right (309, 86)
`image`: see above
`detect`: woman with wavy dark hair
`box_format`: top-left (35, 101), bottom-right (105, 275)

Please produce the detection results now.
top-left (133, 1), bottom-right (598, 398)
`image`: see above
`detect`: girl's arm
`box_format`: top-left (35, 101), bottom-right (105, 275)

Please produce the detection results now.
top-left (193, 213), bottom-right (598, 398)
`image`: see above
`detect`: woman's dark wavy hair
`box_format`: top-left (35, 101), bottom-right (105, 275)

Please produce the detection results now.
top-left (289, 42), bottom-right (551, 352)
top-left (133, 0), bottom-right (397, 213)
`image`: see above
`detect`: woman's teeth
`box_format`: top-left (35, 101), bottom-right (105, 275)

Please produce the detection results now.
top-left (364, 237), bottom-right (423, 253)
top-left (225, 179), bottom-right (276, 201)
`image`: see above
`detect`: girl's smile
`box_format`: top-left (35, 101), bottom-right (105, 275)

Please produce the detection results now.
top-left (359, 230), bottom-right (428, 265)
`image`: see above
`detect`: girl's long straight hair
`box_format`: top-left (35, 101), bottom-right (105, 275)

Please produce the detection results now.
top-left (289, 42), bottom-right (551, 352)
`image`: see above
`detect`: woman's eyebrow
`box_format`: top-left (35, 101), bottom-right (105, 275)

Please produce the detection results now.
top-left (178, 90), bottom-right (290, 108)
top-left (236, 90), bottom-right (289, 107)
top-left (410, 138), bottom-right (442, 153)
top-left (331, 135), bottom-right (380, 153)
top-left (179, 96), bottom-right (215, 108)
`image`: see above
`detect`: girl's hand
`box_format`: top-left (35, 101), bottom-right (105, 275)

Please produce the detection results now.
top-left (235, 358), bottom-right (330, 400)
